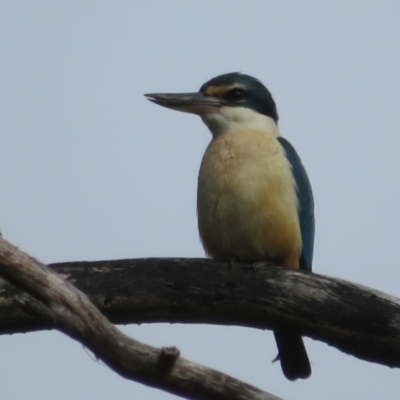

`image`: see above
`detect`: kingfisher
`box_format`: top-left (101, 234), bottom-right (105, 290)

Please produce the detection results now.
top-left (145, 72), bottom-right (314, 381)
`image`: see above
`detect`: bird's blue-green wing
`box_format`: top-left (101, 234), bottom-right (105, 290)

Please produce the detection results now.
top-left (278, 137), bottom-right (315, 271)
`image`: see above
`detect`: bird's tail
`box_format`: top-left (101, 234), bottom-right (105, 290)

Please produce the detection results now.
top-left (274, 331), bottom-right (311, 381)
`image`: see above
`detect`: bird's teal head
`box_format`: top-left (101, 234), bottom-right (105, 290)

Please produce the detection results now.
top-left (145, 72), bottom-right (279, 136)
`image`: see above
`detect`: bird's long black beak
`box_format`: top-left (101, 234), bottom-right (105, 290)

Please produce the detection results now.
top-left (144, 92), bottom-right (224, 115)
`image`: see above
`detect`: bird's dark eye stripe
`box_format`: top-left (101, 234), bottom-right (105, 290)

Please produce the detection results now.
top-left (226, 88), bottom-right (246, 102)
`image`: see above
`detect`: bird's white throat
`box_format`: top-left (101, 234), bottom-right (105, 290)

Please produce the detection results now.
top-left (201, 106), bottom-right (280, 137)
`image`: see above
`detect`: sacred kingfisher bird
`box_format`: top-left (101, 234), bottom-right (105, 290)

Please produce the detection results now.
top-left (145, 72), bottom-right (314, 381)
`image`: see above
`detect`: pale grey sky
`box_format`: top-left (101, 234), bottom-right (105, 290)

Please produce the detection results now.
top-left (1, 2), bottom-right (400, 399)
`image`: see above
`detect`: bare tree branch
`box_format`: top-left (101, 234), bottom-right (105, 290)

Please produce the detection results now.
top-left (1, 252), bottom-right (400, 370)
top-left (0, 237), bottom-right (282, 400)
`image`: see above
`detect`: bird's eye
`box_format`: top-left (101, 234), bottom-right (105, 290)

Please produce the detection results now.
top-left (226, 88), bottom-right (246, 102)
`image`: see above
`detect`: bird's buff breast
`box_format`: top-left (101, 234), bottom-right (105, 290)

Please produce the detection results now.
top-left (197, 129), bottom-right (302, 267)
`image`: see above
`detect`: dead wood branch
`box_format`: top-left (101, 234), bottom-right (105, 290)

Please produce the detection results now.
top-left (0, 237), bottom-right (282, 400)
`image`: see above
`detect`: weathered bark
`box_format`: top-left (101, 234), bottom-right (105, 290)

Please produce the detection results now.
top-left (1, 244), bottom-right (400, 369)
top-left (0, 238), bottom-right (282, 400)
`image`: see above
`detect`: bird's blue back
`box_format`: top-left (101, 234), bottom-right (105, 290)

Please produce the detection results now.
top-left (278, 137), bottom-right (315, 271)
